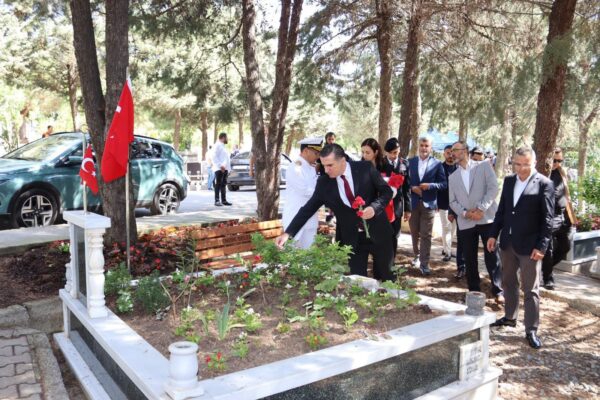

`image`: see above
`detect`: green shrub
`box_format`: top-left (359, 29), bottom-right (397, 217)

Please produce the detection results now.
top-left (135, 271), bottom-right (169, 314)
top-left (581, 174), bottom-right (600, 210)
top-left (116, 290), bottom-right (134, 313)
top-left (105, 263), bottom-right (132, 296)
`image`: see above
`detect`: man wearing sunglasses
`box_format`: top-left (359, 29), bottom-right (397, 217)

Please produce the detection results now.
top-left (541, 147), bottom-right (575, 290)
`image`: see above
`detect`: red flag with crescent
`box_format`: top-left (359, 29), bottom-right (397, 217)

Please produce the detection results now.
top-left (101, 78), bottom-right (134, 182)
top-left (80, 144), bottom-right (99, 194)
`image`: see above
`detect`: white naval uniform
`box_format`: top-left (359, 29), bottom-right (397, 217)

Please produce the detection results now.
top-left (282, 156), bottom-right (318, 249)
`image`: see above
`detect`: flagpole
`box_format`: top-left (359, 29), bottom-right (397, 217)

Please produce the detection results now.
top-left (126, 163), bottom-right (131, 272)
top-left (82, 134), bottom-right (88, 214)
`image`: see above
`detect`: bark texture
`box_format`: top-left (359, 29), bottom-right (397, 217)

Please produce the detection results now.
top-left (577, 105), bottom-right (599, 178)
top-left (376, 0), bottom-right (393, 145)
top-left (242, 0), bottom-right (303, 221)
top-left (398, 0), bottom-right (423, 158)
top-left (66, 62), bottom-right (78, 130)
top-left (173, 108), bottom-right (181, 151)
top-left (200, 110), bottom-right (208, 160)
top-left (532, 0), bottom-right (577, 176)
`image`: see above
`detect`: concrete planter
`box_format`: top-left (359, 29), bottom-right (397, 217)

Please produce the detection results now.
top-left (556, 229), bottom-right (600, 276)
top-left (55, 274), bottom-right (500, 400)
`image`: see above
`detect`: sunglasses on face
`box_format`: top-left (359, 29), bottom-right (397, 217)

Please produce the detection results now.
top-left (553, 159), bottom-right (563, 163)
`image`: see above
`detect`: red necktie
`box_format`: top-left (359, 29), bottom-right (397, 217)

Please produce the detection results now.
top-left (340, 174), bottom-right (355, 204)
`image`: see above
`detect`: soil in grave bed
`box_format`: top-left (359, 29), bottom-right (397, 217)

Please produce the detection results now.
top-left (107, 271), bottom-right (439, 379)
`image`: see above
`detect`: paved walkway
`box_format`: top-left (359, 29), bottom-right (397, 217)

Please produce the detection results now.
top-left (0, 210), bottom-right (598, 399)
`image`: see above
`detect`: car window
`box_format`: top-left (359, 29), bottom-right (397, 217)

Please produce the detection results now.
top-left (132, 139), bottom-right (163, 159)
top-left (4, 134), bottom-right (81, 162)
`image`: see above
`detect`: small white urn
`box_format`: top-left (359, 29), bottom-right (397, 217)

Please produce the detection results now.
top-left (164, 341), bottom-right (204, 400)
top-left (465, 291), bottom-right (486, 316)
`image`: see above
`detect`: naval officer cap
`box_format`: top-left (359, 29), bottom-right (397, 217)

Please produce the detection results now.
top-left (299, 137), bottom-right (323, 152)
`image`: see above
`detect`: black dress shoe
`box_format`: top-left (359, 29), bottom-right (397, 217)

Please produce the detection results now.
top-left (442, 255), bottom-right (452, 262)
top-left (455, 268), bottom-right (466, 280)
top-left (222, 201), bottom-right (233, 206)
top-left (490, 317), bottom-right (517, 327)
top-left (526, 331), bottom-right (542, 349)
top-left (215, 201), bottom-right (223, 206)
top-left (420, 264), bottom-right (431, 276)
top-left (543, 280), bottom-right (555, 290)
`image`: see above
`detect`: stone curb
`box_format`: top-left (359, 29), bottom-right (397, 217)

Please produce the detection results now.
top-left (28, 333), bottom-right (69, 400)
top-left (540, 288), bottom-right (600, 317)
top-left (0, 298), bottom-right (62, 334)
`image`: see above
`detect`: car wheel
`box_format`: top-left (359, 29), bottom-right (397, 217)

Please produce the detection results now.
top-left (228, 184), bottom-right (239, 191)
top-left (10, 189), bottom-right (59, 228)
top-left (150, 183), bottom-right (180, 215)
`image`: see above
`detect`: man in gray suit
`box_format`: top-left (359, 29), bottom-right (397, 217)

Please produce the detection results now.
top-left (449, 141), bottom-right (503, 304)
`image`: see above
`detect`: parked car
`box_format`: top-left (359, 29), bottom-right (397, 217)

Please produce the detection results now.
top-left (0, 132), bottom-right (188, 228)
top-left (227, 151), bottom-right (292, 191)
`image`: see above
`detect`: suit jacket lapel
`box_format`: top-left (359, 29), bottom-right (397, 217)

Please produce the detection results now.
top-left (515, 172), bottom-right (537, 208)
top-left (350, 161), bottom-right (360, 199)
top-left (468, 163), bottom-right (476, 193)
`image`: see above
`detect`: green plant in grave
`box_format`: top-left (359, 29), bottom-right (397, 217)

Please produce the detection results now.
top-left (105, 262), bottom-right (132, 296)
top-left (380, 265), bottom-right (421, 308)
top-left (135, 271), bottom-right (170, 314)
top-left (234, 297), bottom-right (263, 333)
top-left (215, 284), bottom-right (245, 341)
top-left (232, 332), bottom-right (250, 359)
top-left (337, 306), bottom-right (359, 331)
top-left (251, 233), bottom-right (284, 266)
top-left (174, 307), bottom-right (203, 343)
top-left (276, 322), bottom-right (291, 334)
top-left (116, 289), bottom-right (134, 313)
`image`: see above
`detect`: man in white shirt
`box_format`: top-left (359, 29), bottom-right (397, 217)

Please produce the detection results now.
top-left (212, 132), bottom-right (232, 206)
top-left (449, 141), bottom-right (503, 304)
top-left (282, 138), bottom-right (322, 248)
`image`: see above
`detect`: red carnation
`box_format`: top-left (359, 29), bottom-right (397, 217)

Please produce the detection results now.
top-left (351, 196), bottom-right (366, 209)
top-left (356, 210), bottom-right (364, 218)
top-left (388, 173), bottom-right (405, 189)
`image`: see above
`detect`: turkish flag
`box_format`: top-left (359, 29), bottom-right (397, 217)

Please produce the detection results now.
top-left (80, 145), bottom-right (99, 194)
top-left (101, 78), bottom-right (134, 183)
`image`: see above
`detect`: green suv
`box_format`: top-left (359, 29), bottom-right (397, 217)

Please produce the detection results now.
top-left (0, 132), bottom-right (188, 228)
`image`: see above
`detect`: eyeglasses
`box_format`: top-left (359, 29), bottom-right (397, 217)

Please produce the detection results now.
top-left (451, 148), bottom-right (466, 152)
top-left (553, 159), bottom-right (563, 163)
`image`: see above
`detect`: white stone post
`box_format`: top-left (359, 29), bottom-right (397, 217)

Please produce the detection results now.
top-left (591, 246), bottom-right (600, 277)
top-left (165, 341), bottom-right (204, 400)
top-left (86, 228), bottom-right (108, 318)
top-left (63, 211), bottom-right (111, 319)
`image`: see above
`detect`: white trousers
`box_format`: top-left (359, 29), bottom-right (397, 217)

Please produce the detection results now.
top-left (439, 209), bottom-right (456, 256)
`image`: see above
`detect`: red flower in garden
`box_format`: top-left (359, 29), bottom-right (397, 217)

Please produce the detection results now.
top-left (205, 355), bottom-right (211, 363)
top-left (154, 258), bottom-right (161, 264)
top-left (243, 273), bottom-right (249, 279)
top-left (254, 255), bottom-right (262, 263)
top-left (351, 196), bottom-right (366, 209)
top-left (216, 352), bottom-right (222, 361)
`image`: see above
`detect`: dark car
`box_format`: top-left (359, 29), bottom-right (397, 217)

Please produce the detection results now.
top-left (0, 132), bottom-right (189, 228)
top-left (227, 151), bottom-right (292, 191)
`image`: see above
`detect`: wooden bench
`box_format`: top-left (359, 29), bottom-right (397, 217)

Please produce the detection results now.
top-left (193, 220), bottom-right (283, 270)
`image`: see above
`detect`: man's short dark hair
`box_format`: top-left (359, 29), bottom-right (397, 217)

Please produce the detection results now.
top-left (325, 131), bottom-right (336, 140)
top-left (218, 132), bottom-right (227, 140)
top-left (384, 137), bottom-right (400, 152)
top-left (444, 144), bottom-right (453, 151)
top-left (320, 143), bottom-right (345, 159)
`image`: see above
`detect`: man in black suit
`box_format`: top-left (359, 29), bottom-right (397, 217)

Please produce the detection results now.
top-left (487, 146), bottom-right (554, 349)
top-left (276, 143), bottom-right (395, 281)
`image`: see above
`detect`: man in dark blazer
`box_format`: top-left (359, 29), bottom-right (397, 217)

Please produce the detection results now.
top-left (487, 146), bottom-right (554, 349)
top-left (276, 144), bottom-right (395, 281)
top-left (384, 137), bottom-right (411, 258)
top-left (408, 136), bottom-right (447, 275)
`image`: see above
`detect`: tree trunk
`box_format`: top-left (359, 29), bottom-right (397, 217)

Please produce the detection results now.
top-left (173, 109), bottom-right (181, 151)
top-left (66, 62), bottom-right (78, 130)
top-left (496, 107), bottom-right (513, 178)
top-left (532, 0), bottom-right (577, 176)
top-left (200, 110), bottom-right (208, 160)
top-left (408, 84), bottom-right (421, 157)
top-left (397, 0), bottom-right (422, 158)
top-left (376, 0), bottom-right (393, 145)
top-left (458, 113), bottom-right (467, 142)
top-left (70, 0), bottom-right (135, 245)
top-left (577, 105), bottom-right (599, 179)
top-left (237, 112), bottom-right (244, 146)
top-left (104, 0), bottom-right (135, 244)
top-left (213, 117), bottom-right (218, 143)
top-left (243, 0), bottom-right (303, 221)
top-left (285, 125), bottom-right (296, 155)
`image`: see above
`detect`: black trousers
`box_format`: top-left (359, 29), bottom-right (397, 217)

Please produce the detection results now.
top-left (348, 231), bottom-right (395, 282)
top-left (457, 223), bottom-right (503, 296)
top-left (542, 220), bottom-right (572, 282)
top-left (214, 170), bottom-right (228, 202)
top-left (391, 217), bottom-right (401, 259)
